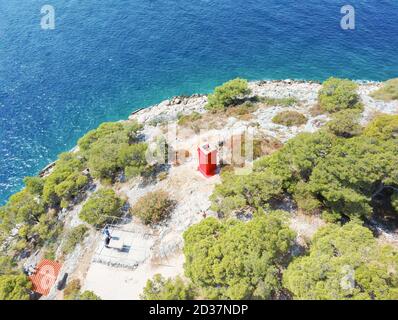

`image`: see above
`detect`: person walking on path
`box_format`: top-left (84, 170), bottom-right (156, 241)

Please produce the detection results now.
top-left (104, 236), bottom-right (111, 248)
top-left (103, 226), bottom-right (112, 238)
top-left (103, 226), bottom-right (112, 248)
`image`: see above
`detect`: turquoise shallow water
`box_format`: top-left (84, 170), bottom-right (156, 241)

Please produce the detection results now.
top-left (0, 1), bottom-right (398, 204)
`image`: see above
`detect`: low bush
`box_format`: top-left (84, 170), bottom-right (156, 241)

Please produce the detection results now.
top-left (132, 190), bottom-right (174, 225)
top-left (63, 279), bottom-right (101, 300)
top-left (370, 78), bottom-right (398, 101)
top-left (43, 246), bottom-right (56, 261)
top-left (205, 78), bottom-right (251, 112)
top-left (141, 274), bottom-right (196, 300)
top-left (78, 290), bottom-right (101, 300)
top-left (318, 77), bottom-right (362, 113)
top-left (63, 279), bottom-right (81, 300)
top-left (272, 111), bottom-right (307, 127)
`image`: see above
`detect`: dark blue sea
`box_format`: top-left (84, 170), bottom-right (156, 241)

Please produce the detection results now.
top-left (1, 0), bottom-right (398, 204)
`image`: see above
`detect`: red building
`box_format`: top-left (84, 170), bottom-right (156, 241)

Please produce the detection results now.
top-left (29, 259), bottom-right (62, 296)
top-left (198, 144), bottom-right (217, 177)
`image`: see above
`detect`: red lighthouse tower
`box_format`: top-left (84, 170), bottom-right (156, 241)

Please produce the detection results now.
top-left (198, 144), bottom-right (217, 177)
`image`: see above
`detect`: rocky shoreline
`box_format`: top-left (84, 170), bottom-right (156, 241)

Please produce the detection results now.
top-left (36, 79), bottom-right (391, 179)
top-left (128, 79), bottom-right (386, 125)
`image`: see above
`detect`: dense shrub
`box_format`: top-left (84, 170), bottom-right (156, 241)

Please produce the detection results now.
top-left (363, 114), bottom-right (398, 140)
top-left (42, 152), bottom-right (89, 208)
top-left (118, 142), bottom-right (148, 179)
top-left (79, 189), bottom-right (125, 227)
top-left (326, 109), bottom-right (362, 137)
top-left (31, 210), bottom-right (62, 243)
top-left (218, 116), bottom-right (398, 221)
top-left (283, 222), bottom-right (398, 300)
top-left (87, 134), bottom-right (147, 181)
top-left (210, 170), bottom-right (283, 216)
top-left (183, 212), bottom-right (295, 299)
top-left (0, 274), bottom-right (31, 300)
top-left (205, 78), bottom-right (251, 112)
top-left (141, 274), bottom-right (196, 300)
top-left (272, 110), bottom-right (307, 127)
top-left (81, 121), bottom-right (148, 182)
top-left (308, 136), bottom-right (398, 219)
top-left (4, 189), bottom-right (45, 227)
top-left (318, 77), bottom-right (361, 113)
top-left (292, 181), bottom-right (321, 214)
top-left (0, 189), bottom-right (59, 254)
top-left (132, 191), bottom-right (174, 225)
top-left (43, 246), bottom-right (56, 261)
top-left (370, 78), bottom-right (398, 101)
top-left (255, 131), bottom-right (337, 188)
top-left (62, 225), bottom-right (89, 255)
top-left (78, 122), bottom-right (142, 152)
top-left (23, 176), bottom-right (44, 196)
top-left (0, 255), bottom-right (17, 275)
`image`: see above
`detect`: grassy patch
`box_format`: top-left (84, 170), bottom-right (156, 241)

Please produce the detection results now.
top-left (308, 104), bottom-right (325, 117)
top-left (177, 112), bottom-right (202, 126)
top-left (272, 111), bottom-right (308, 127)
top-left (370, 78), bottom-right (398, 101)
top-left (225, 101), bottom-right (258, 120)
top-left (260, 96), bottom-right (299, 107)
